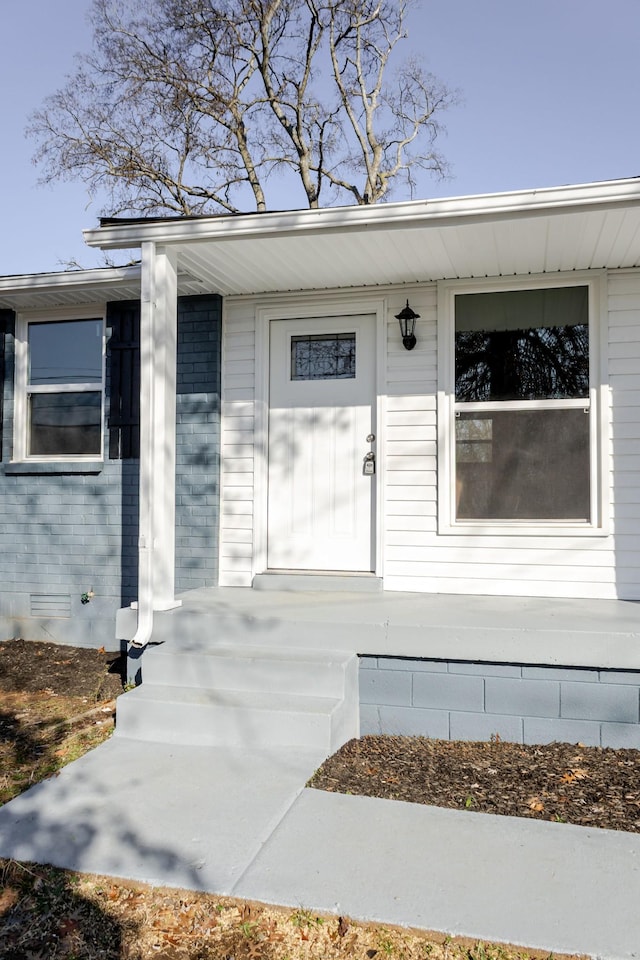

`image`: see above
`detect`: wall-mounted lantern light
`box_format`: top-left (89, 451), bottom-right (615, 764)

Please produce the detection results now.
top-left (395, 300), bottom-right (420, 351)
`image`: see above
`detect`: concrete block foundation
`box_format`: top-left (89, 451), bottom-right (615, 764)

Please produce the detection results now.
top-left (359, 656), bottom-right (640, 747)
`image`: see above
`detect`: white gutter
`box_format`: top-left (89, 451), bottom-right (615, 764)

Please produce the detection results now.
top-left (83, 178), bottom-right (640, 250)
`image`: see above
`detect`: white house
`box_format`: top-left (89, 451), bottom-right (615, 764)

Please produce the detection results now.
top-left (85, 179), bottom-right (640, 602)
top-left (3, 177), bottom-right (640, 749)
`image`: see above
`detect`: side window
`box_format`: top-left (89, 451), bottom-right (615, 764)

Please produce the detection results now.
top-left (16, 314), bottom-right (104, 459)
top-left (439, 279), bottom-right (602, 532)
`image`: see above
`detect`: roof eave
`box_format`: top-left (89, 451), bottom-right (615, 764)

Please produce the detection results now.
top-left (0, 263), bottom-right (141, 295)
top-left (83, 178), bottom-right (640, 250)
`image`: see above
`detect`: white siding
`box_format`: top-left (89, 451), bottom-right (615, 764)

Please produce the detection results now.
top-left (381, 277), bottom-right (638, 600)
top-left (219, 301), bottom-right (256, 586)
top-left (218, 271), bottom-right (640, 600)
top-left (609, 271), bottom-right (640, 599)
top-left (384, 288), bottom-right (439, 590)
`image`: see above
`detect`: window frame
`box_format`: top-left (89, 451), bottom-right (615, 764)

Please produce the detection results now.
top-left (13, 306), bottom-right (106, 463)
top-left (437, 272), bottom-right (608, 536)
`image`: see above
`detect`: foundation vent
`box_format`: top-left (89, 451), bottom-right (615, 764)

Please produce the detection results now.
top-left (30, 594), bottom-right (72, 618)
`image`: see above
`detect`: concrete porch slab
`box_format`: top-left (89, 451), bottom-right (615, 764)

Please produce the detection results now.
top-left (118, 587), bottom-right (640, 670)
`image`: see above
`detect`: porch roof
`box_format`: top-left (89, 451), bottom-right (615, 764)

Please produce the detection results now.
top-left (0, 263), bottom-right (205, 311)
top-left (83, 177), bottom-right (640, 297)
top-left (4, 178), bottom-right (640, 310)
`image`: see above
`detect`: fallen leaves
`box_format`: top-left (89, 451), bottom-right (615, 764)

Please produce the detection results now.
top-left (560, 768), bottom-right (589, 784)
top-left (0, 858), bottom-right (591, 960)
top-left (57, 915), bottom-right (81, 937)
top-left (0, 885), bottom-right (19, 914)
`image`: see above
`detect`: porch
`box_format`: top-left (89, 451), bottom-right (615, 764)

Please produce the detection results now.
top-left (116, 585), bottom-right (640, 751)
top-left (118, 584), bottom-right (640, 668)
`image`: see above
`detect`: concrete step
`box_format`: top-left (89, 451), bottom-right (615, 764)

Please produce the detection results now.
top-left (252, 573), bottom-right (383, 592)
top-left (141, 643), bottom-right (356, 698)
top-left (115, 683), bottom-right (354, 751)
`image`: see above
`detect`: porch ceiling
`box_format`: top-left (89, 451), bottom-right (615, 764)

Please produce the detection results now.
top-left (175, 206), bottom-right (640, 296)
top-left (87, 178), bottom-right (640, 297)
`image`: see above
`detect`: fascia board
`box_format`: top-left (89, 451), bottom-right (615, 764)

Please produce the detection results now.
top-left (0, 264), bottom-right (142, 293)
top-left (83, 178), bottom-right (640, 250)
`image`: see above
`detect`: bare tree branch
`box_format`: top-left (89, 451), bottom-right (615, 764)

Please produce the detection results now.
top-left (28, 0), bottom-right (458, 215)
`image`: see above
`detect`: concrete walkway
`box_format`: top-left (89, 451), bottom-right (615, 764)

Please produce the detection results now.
top-left (1, 737), bottom-right (640, 959)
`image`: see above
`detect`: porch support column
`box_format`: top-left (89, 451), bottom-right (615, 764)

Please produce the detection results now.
top-left (132, 242), bottom-right (181, 648)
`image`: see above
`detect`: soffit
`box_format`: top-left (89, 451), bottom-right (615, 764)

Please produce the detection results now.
top-left (175, 205), bottom-right (640, 297)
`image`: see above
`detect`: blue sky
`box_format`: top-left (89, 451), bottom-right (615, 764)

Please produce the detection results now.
top-left (1, 0), bottom-right (639, 275)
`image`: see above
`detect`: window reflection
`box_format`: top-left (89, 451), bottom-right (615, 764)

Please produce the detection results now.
top-left (29, 319), bottom-right (103, 385)
top-left (291, 333), bottom-right (356, 380)
top-left (29, 393), bottom-right (102, 456)
top-left (455, 409), bottom-right (590, 521)
top-left (455, 287), bottom-right (589, 402)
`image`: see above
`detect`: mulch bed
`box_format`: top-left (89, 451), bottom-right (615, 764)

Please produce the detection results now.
top-left (309, 734), bottom-right (640, 833)
top-left (0, 638), bottom-right (124, 701)
top-left (0, 638), bottom-right (125, 807)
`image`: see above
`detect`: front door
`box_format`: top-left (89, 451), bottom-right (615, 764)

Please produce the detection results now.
top-left (267, 315), bottom-right (376, 572)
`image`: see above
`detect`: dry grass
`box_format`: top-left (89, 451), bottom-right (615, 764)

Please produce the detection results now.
top-left (0, 859), bottom-right (584, 960)
top-left (0, 689), bottom-right (116, 806)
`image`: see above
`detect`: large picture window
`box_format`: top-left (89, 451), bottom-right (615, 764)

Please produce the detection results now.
top-left (15, 312), bottom-right (104, 460)
top-left (439, 278), bottom-right (603, 532)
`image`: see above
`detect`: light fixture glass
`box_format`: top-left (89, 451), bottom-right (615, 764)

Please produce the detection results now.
top-left (395, 300), bottom-right (419, 350)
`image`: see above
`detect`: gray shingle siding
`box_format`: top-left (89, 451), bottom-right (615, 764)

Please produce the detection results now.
top-left (0, 295), bottom-right (221, 649)
top-left (175, 295), bottom-right (221, 593)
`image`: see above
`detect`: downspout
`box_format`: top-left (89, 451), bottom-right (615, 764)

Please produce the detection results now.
top-left (131, 241), bottom-right (156, 649)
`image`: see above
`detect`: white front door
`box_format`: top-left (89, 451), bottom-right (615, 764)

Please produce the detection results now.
top-left (267, 315), bottom-right (376, 572)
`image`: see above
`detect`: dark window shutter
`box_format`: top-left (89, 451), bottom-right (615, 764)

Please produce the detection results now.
top-left (107, 300), bottom-right (140, 459)
top-left (0, 309), bottom-right (15, 462)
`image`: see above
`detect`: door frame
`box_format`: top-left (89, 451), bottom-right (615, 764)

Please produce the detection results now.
top-left (253, 294), bottom-right (387, 579)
